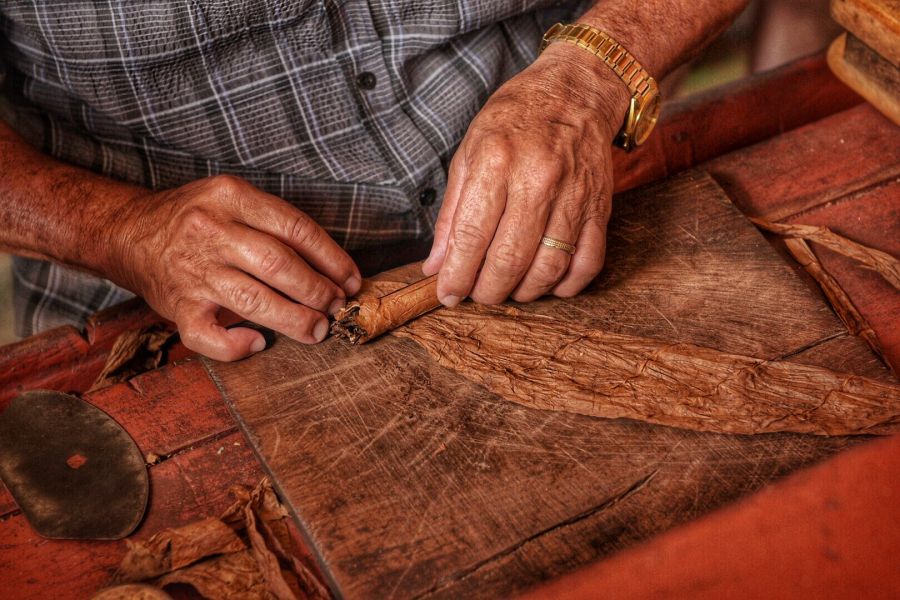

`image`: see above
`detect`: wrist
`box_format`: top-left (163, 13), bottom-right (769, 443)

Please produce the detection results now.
top-left (535, 41), bottom-right (633, 142)
top-left (95, 186), bottom-right (154, 293)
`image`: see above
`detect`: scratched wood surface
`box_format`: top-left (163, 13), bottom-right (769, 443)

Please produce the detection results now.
top-left (707, 103), bottom-right (900, 372)
top-left (206, 170), bottom-right (893, 599)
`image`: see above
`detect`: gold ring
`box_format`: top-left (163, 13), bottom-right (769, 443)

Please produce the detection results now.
top-left (541, 236), bottom-right (576, 255)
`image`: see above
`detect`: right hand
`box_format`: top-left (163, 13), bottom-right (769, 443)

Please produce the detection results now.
top-left (108, 175), bottom-right (361, 361)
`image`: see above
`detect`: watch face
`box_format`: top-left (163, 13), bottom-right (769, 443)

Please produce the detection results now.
top-left (633, 93), bottom-right (661, 146)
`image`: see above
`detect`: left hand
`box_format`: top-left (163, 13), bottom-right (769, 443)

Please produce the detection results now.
top-left (422, 42), bottom-right (629, 306)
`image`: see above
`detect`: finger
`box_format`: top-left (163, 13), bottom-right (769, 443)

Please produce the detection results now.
top-left (510, 203), bottom-right (580, 303)
top-left (211, 267), bottom-right (330, 344)
top-left (423, 149), bottom-right (467, 276)
top-left (217, 222), bottom-right (346, 315)
top-left (552, 211), bottom-right (608, 298)
top-left (468, 171), bottom-right (554, 304)
top-left (215, 176), bottom-right (361, 295)
top-left (176, 299), bottom-right (267, 362)
top-left (436, 153), bottom-right (508, 307)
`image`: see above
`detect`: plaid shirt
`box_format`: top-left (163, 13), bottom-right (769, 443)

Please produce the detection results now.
top-left (1, 1), bottom-right (584, 337)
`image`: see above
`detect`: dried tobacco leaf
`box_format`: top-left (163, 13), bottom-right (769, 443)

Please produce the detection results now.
top-left (781, 237), bottom-right (888, 370)
top-left (116, 518), bottom-right (246, 581)
top-left (752, 218), bottom-right (900, 289)
top-left (92, 584), bottom-right (174, 600)
top-left (395, 303), bottom-right (900, 436)
top-left (156, 551), bottom-right (268, 599)
top-left (113, 478), bottom-right (330, 600)
top-left (89, 324), bottom-right (176, 392)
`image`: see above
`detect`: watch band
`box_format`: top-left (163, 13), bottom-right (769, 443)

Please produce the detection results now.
top-left (540, 23), bottom-right (658, 102)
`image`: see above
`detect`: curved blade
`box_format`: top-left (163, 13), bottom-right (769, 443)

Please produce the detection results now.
top-left (0, 390), bottom-right (148, 539)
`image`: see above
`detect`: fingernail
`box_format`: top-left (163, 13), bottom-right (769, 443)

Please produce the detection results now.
top-left (313, 318), bottom-right (329, 342)
top-left (343, 275), bottom-right (361, 295)
top-left (328, 297), bottom-right (346, 316)
top-left (439, 294), bottom-right (461, 308)
top-left (250, 335), bottom-right (266, 353)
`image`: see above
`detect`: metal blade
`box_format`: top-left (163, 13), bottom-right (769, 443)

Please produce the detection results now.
top-left (0, 390), bottom-right (148, 539)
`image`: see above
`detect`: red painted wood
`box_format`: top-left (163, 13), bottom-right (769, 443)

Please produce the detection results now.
top-left (1, 430), bottom-right (264, 599)
top-left (519, 434), bottom-right (900, 600)
top-left (706, 104), bottom-right (900, 221)
top-left (0, 299), bottom-right (166, 406)
top-left (612, 52), bottom-right (862, 194)
top-left (91, 360), bottom-right (236, 459)
top-left (706, 103), bottom-right (900, 372)
top-left (0, 360), bottom-right (237, 518)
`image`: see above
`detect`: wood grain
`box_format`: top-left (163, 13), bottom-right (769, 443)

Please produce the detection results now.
top-left (831, 0), bottom-right (900, 65)
top-left (828, 33), bottom-right (900, 125)
top-left (520, 432), bottom-right (900, 600)
top-left (707, 103), bottom-right (900, 372)
top-left (207, 171), bottom-right (892, 599)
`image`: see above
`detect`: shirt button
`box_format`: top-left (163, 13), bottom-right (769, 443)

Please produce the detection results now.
top-left (420, 187), bottom-right (437, 207)
top-left (356, 71), bottom-right (377, 90)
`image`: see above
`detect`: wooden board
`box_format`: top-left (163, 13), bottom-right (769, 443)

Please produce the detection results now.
top-left (521, 432), bottom-right (900, 599)
top-left (707, 103), bottom-right (900, 372)
top-left (831, 0), bottom-right (900, 66)
top-left (828, 33), bottom-right (900, 125)
top-left (206, 170), bottom-right (894, 599)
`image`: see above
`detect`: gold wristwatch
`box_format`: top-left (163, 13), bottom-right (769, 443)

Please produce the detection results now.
top-left (541, 23), bottom-right (661, 151)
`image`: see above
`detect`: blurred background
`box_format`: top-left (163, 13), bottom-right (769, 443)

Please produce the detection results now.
top-left (0, 0), bottom-right (840, 345)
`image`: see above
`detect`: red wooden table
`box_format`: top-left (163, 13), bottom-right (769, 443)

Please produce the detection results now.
top-left (1, 54), bottom-right (898, 598)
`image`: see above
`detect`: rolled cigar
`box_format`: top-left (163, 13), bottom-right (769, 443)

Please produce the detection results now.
top-left (331, 275), bottom-right (441, 344)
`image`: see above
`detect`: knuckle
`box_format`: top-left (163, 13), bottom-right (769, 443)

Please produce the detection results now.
top-left (286, 213), bottom-right (321, 247)
top-left (179, 206), bottom-right (219, 238)
top-left (451, 222), bottom-right (490, 255)
top-left (304, 278), bottom-right (335, 308)
top-left (531, 256), bottom-right (567, 288)
top-left (255, 246), bottom-right (289, 278)
top-left (226, 282), bottom-right (269, 316)
top-left (478, 138), bottom-right (512, 170)
top-left (530, 159), bottom-right (563, 189)
top-left (207, 174), bottom-right (247, 199)
top-left (489, 242), bottom-right (530, 277)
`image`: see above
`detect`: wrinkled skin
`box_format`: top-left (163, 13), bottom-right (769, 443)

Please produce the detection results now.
top-left (111, 175), bottom-right (361, 361)
top-left (423, 42), bottom-right (629, 306)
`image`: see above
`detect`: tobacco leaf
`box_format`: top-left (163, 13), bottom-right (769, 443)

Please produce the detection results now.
top-left (116, 518), bottom-right (246, 581)
top-left (781, 237), bottom-right (889, 371)
top-left (113, 478), bottom-right (330, 600)
top-left (394, 303), bottom-right (900, 436)
top-left (89, 324), bottom-right (176, 392)
top-left (334, 263), bottom-right (900, 436)
top-left (156, 551), bottom-right (268, 599)
top-left (752, 218), bottom-right (900, 289)
top-left (91, 584), bottom-right (174, 599)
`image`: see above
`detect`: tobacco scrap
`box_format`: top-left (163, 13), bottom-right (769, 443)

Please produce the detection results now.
top-left (89, 324), bottom-right (176, 392)
top-left (751, 218), bottom-right (900, 290)
top-left (332, 274), bottom-right (441, 344)
top-left (394, 303), bottom-right (900, 436)
top-left (107, 478), bottom-right (330, 600)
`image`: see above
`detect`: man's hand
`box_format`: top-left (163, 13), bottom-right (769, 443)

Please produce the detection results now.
top-left (110, 175), bottom-right (361, 361)
top-left (423, 43), bottom-right (629, 306)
